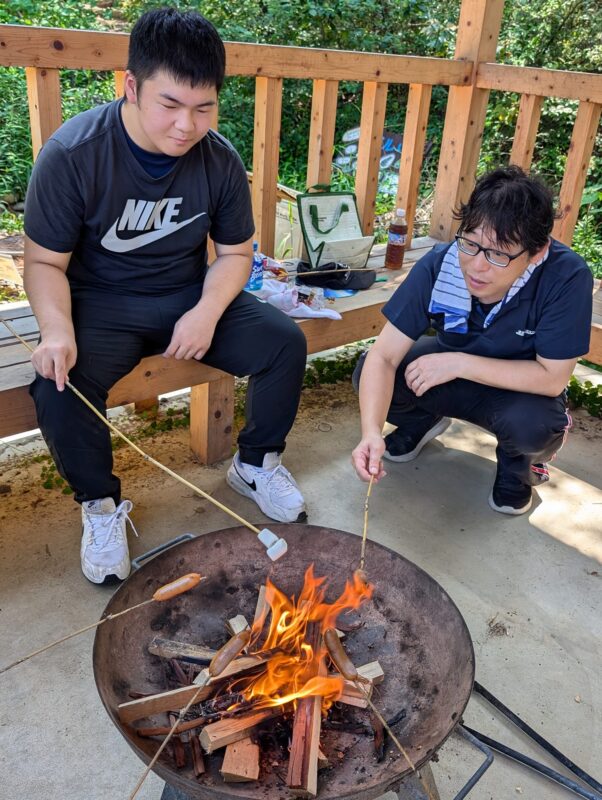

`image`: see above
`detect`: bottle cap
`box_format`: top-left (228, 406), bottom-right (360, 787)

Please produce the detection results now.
top-left (396, 208), bottom-right (406, 216)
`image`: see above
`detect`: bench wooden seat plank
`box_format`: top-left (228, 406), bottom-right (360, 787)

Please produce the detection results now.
top-left (0, 271), bottom-right (405, 456)
top-left (3, 243), bottom-right (597, 462)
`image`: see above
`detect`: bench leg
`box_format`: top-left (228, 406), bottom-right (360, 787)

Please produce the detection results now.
top-left (134, 397), bottom-right (159, 414)
top-left (189, 376), bottom-right (235, 465)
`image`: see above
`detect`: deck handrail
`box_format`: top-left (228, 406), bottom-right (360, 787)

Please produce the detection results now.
top-left (1, 7), bottom-right (601, 257)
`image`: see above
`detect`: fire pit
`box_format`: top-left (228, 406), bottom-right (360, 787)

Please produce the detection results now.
top-left (93, 525), bottom-right (474, 799)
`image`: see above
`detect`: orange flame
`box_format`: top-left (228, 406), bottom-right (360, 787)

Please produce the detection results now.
top-left (230, 565), bottom-right (373, 712)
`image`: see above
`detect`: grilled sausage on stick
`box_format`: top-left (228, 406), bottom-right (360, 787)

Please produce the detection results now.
top-left (323, 627), bottom-right (370, 684)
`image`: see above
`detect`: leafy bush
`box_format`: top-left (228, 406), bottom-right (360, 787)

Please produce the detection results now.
top-left (1, 0), bottom-right (601, 267)
top-left (567, 376), bottom-right (602, 418)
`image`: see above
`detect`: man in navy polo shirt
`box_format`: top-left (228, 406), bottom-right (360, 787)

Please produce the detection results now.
top-left (351, 166), bottom-right (593, 514)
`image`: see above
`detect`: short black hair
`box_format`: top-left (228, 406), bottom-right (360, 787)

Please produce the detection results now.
top-left (454, 165), bottom-right (558, 255)
top-left (127, 8), bottom-right (226, 92)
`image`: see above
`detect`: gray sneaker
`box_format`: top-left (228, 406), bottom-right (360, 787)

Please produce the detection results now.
top-left (80, 498), bottom-right (138, 584)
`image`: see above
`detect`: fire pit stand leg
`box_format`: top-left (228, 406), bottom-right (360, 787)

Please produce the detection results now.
top-left (390, 762), bottom-right (442, 799)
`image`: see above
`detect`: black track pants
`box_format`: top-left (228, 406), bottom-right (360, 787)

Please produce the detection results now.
top-left (353, 336), bottom-right (569, 488)
top-left (30, 288), bottom-right (307, 504)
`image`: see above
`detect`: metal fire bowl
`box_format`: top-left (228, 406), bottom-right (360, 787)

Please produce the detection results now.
top-left (93, 525), bottom-right (474, 800)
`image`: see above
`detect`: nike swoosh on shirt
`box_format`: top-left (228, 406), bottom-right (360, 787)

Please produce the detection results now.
top-left (100, 213), bottom-right (206, 253)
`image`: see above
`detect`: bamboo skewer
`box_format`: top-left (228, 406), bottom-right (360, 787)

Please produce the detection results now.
top-left (359, 475), bottom-right (375, 573)
top-left (353, 681), bottom-right (436, 800)
top-left (0, 598), bottom-right (154, 675)
top-left (1, 319), bottom-right (266, 538)
top-left (0, 574), bottom-right (205, 675)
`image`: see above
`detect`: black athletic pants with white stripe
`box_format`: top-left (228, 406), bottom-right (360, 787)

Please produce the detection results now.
top-left (353, 336), bottom-right (569, 491)
top-left (30, 287), bottom-right (307, 504)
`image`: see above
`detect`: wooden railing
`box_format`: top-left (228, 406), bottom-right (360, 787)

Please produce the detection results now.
top-left (0, 0), bottom-right (600, 261)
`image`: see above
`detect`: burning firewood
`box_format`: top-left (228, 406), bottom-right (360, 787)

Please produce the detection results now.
top-left (169, 713), bottom-right (187, 768)
top-left (338, 660), bottom-right (384, 707)
top-left (118, 652), bottom-right (273, 723)
top-left (148, 636), bottom-right (216, 664)
top-left (286, 622), bottom-right (324, 798)
top-left (200, 707), bottom-right (284, 753)
top-left (220, 736), bottom-right (260, 782)
top-left (226, 615), bottom-right (251, 636)
top-left (190, 733), bottom-right (205, 777)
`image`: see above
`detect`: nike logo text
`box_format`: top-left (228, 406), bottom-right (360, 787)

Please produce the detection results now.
top-left (100, 197), bottom-right (206, 253)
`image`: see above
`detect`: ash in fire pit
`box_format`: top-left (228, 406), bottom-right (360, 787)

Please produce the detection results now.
top-left (94, 525), bottom-right (474, 800)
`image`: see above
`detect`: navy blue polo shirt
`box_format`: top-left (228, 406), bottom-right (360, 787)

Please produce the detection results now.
top-left (383, 239), bottom-right (593, 360)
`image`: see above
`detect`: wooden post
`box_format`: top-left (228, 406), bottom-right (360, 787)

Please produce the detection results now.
top-left (25, 66), bottom-right (62, 160)
top-left (189, 374), bottom-right (235, 465)
top-left (306, 79), bottom-right (339, 188)
top-left (114, 70), bottom-right (125, 98)
top-left (553, 100), bottom-right (602, 245)
top-left (430, 0), bottom-right (505, 241)
top-left (396, 83), bottom-right (433, 247)
top-left (509, 93), bottom-right (543, 171)
top-left (252, 76), bottom-right (283, 256)
top-left (355, 81), bottom-right (388, 235)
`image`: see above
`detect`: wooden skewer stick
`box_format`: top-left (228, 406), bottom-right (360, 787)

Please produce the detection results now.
top-left (1, 319), bottom-right (265, 538)
top-left (359, 475), bottom-right (375, 574)
top-left (0, 574), bottom-right (204, 675)
top-left (0, 598), bottom-right (153, 674)
top-left (353, 682), bottom-right (436, 800)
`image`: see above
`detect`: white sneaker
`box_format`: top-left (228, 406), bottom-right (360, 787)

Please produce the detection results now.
top-left (80, 498), bottom-right (138, 584)
top-left (226, 452), bottom-right (307, 523)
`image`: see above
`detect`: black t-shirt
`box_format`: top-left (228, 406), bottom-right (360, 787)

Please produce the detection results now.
top-left (25, 99), bottom-right (255, 296)
top-left (383, 240), bottom-right (593, 360)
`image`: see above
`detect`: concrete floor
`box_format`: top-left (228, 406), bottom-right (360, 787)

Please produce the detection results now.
top-left (0, 389), bottom-right (600, 800)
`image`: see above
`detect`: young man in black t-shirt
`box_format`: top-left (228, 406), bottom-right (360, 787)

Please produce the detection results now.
top-left (24, 9), bottom-right (307, 584)
top-left (352, 166), bottom-right (593, 515)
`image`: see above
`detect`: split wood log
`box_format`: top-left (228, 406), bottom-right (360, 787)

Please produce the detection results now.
top-left (170, 659), bottom-right (190, 686)
top-left (226, 615), bottom-right (250, 636)
top-left (135, 716), bottom-right (209, 738)
top-left (169, 713), bottom-right (187, 768)
top-left (220, 736), bottom-right (260, 782)
top-left (190, 734), bottom-right (206, 777)
top-left (200, 707), bottom-right (283, 754)
top-left (287, 621), bottom-right (324, 798)
top-left (148, 636), bottom-right (216, 664)
top-left (317, 748), bottom-right (329, 769)
top-left (253, 585), bottom-right (268, 625)
top-left (338, 661), bottom-right (385, 708)
top-left (119, 653), bottom-right (271, 723)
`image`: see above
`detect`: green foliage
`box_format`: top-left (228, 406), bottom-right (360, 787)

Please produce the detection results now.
top-left (303, 345), bottom-right (365, 388)
top-left (567, 375), bottom-right (602, 418)
top-left (39, 461), bottom-right (73, 493)
top-left (1, 0), bottom-right (601, 267)
top-left (0, 209), bottom-right (23, 235)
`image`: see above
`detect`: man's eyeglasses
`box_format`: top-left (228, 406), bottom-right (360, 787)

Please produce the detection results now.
top-left (455, 235), bottom-right (527, 268)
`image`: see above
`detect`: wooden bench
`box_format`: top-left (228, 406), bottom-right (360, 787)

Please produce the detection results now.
top-left (0, 242), bottom-right (432, 462)
top-left (1, 238), bottom-right (600, 463)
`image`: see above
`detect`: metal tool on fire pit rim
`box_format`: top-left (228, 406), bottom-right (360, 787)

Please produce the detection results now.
top-left (1, 319), bottom-right (288, 562)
